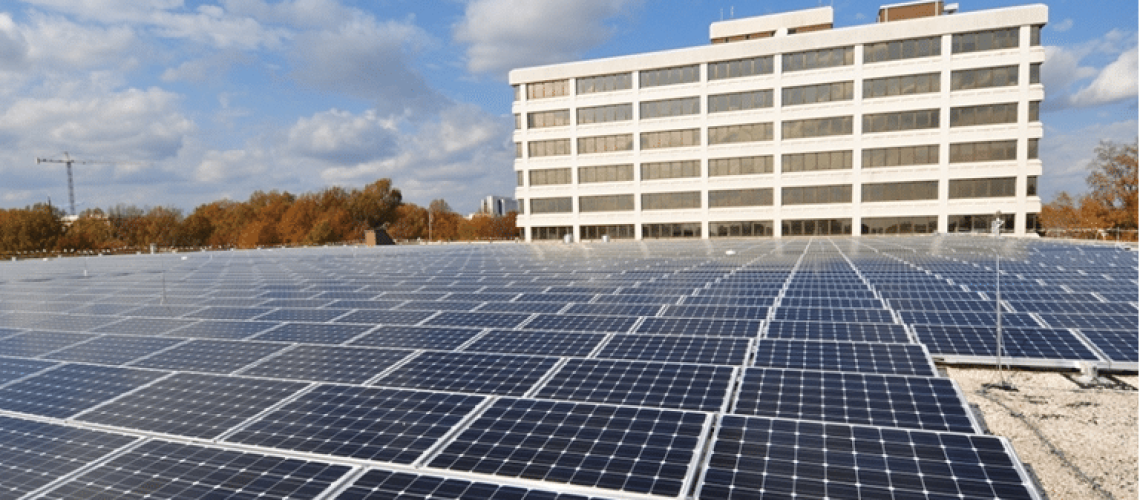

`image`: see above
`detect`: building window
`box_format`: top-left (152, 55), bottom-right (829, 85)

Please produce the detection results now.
top-left (1028, 139), bottom-right (1039, 160)
top-left (642, 192), bottom-right (701, 210)
top-left (709, 156), bottom-right (773, 176)
top-left (783, 81), bottom-right (853, 106)
top-left (515, 143), bottom-right (522, 159)
top-left (514, 114), bottom-right (521, 130)
top-left (641, 160), bottom-right (700, 180)
top-left (576, 73), bottom-right (632, 94)
top-left (1026, 213), bottom-right (1039, 232)
top-left (527, 109), bottom-right (571, 128)
top-left (527, 79), bottom-right (569, 99)
top-left (709, 188), bottom-right (773, 208)
top-left (1029, 101), bottom-right (1040, 122)
top-left (861, 216), bottom-right (938, 234)
top-left (579, 194), bottom-right (635, 212)
top-left (641, 129), bottom-right (701, 149)
top-left (579, 164), bottom-right (634, 183)
top-left (708, 90), bottom-right (773, 113)
top-left (527, 139), bottom-right (571, 158)
top-left (862, 181), bottom-right (939, 202)
top-left (577, 103), bottom-right (633, 125)
top-left (640, 97), bottom-right (700, 119)
top-left (951, 65), bottom-right (1018, 91)
top-left (949, 103), bottom-right (1017, 127)
top-left (643, 223), bottom-right (701, 239)
top-left (530, 197), bottom-right (573, 214)
top-left (708, 56), bottom-right (774, 80)
top-left (1030, 25), bottom-right (1042, 46)
top-left (862, 145), bottom-right (940, 168)
top-left (513, 85), bottom-right (520, 101)
top-left (710, 221), bottom-right (773, 237)
top-left (1027, 176), bottom-right (1038, 196)
top-left (782, 218), bottom-right (852, 235)
top-left (532, 226), bottom-right (573, 240)
top-left (863, 73), bottom-right (940, 99)
top-left (783, 46), bottom-right (854, 72)
top-left (578, 134), bottom-right (634, 154)
top-left (1030, 63), bottom-right (1041, 84)
top-left (863, 109), bottom-right (940, 133)
top-left (948, 213), bottom-right (1014, 233)
top-left (580, 225), bottom-right (635, 240)
top-left (949, 177), bottom-right (1017, 199)
top-left (709, 123), bottom-right (773, 145)
top-left (516, 171), bottom-right (523, 186)
top-left (864, 36), bottom-right (941, 63)
top-left (782, 116), bottom-right (852, 139)
top-left (782, 151), bottom-right (852, 173)
top-left (950, 140), bottom-right (1017, 163)
top-left (529, 168), bottom-right (571, 186)
top-left (781, 185), bottom-right (852, 205)
top-left (639, 65), bottom-right (699, 88)
top-left (952, 28), bottom-right (1019, 54)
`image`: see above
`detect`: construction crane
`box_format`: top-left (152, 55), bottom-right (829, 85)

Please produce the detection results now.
top-left (35, 152), bottom-right (97, 216)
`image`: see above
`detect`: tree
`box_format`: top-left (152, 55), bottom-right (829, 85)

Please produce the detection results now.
top-left (349, 179), bottom-right (402, 234)
top-left (1085, 141), bottom-right (1138, 230)
top-left (1039, 192), bottom-right (1106, 235)
top-left (389, 204), bottom-right (428, 240)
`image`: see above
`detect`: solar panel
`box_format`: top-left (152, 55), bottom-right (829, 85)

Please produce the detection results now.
top-left (734, 367), bottom-right (977, 433)
top-left (77, 372), bottom-right (308, 439)
top-left (252, 322), bottom-right (374, 344)
top-left (239, 345), bottom-right (412, 384)
top-left (698, 415), bottom-right (1040, 499)
top-left (336, 309), bottom-right (438, 325)
top-left (536, 358), bottom-right (734, 411)
top-left (123, 305), bottom-right (203, 318)
top-left (397, 300), bottom-right (482, 312)
top-left (1077, 329), bottom-right (1139, 363)
top-left (597, 334), bottom-right (751, 365)
top-left (562, 303), bottom-right (661, 317)
top-left (165, 320), bottom-right (280, 339)
top-left (915, 325), bottom-right (1102, 362)
top-left (128, 339), bottom-right (286, 374)
top-left (753, 340), bottom-right (936, 376)
top-left (254, 308), bottom-right (351, 322)
top-left (43, 335), bottom-right (185, 365)
top-left (0, 355), bottom-right (57, 384)
top-left (226, 386), bottom-right (484, 463)
top-left (0, 415), bottom-right (139, 498)
top-left (774, 307), bottom-right (895, 324)
top-left (334, 469), bottom-right (603, 500)
top-left (522, 314), bottom-right (639, 333)
top-left (1038, 313), bottom-right (1136, 330)
top-left (425, 311), bottom-right (533, 329)
top-left (636, 317), bottom-right (762, 338)
top-left (0, 364), bottom-right (167, 418)
top-left (41, 439), bottom-right (351, 499)
top-left (765, 320), bottom-right (911, 343)
top-left (183, 306), bottom-right (273, 320)
top-left (258, 298), bottom-right (335, 308)
top-left (463, 329), bottom-right (607, 357)
top-left (0, 331), bottom-right (96, 357)
top-left (374, 351), bottom-right (558, 396)
top-left (428, 398), bottom-right (709, 497)
top-left (91, 317), bottom-right (199, 336)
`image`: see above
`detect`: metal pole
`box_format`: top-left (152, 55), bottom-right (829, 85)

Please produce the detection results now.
top-left (996, 249), bottom-right (1004, 385)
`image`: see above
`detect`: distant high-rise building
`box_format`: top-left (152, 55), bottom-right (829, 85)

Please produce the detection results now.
top-left (479, 196), bottom-right (519, 217)
top-left (510, 1), bottom-right (1045, 241)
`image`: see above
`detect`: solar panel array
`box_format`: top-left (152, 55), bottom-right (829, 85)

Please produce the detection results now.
top-left (0, 236), bottom-right (1131, 498)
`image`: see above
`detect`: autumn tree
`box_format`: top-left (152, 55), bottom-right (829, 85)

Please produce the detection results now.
top-left (349, 179), bottom-right (402, 234)
top-left (0, 204), bottom-right (65, 253)
top-left (388, 204), bottom-right (428, 240)
top-left (1085, 141), bottom-right (1138, 230)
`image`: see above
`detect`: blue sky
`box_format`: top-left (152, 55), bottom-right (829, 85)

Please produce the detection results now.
top-left (0, 0), bottom-right (1135, 214)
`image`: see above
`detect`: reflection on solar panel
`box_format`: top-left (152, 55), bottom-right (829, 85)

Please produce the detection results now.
top-left (78, 373), bottom-right (308, 439)
top-left (255, 307), bottom-right (351, 322)
top-left (42, 440), bottom-right (350, 499)
top-left (335, 469), bottom-right (602, 500)
top-left (227, 386), bottom-right (484, 463)
top-left (536, 358), bottom-right (733, 411)
top-left (239, 345), bottom-right (412, 384)
top-left (91, 317), bottom-right (198, 335)
top-left (0, 355), bottom-right (56, 384)
top-left (0, 331), bottom-right (95, 357)
top-left (43, 334), bottom-right (184, 365)
top-left (464, 329), bottom-right (606, 357)
top-left (425, 311), bottom-right (533, 329)
top-left (0, 364), bottom-right (167, 418)
top-left (253, 322), bottom-right (373, 344)
top-left (0, 415), bottom-right (138, 498)
top-left (375, 351), bottom-right (558, 396)
top-left (734, 367), bottom-right (976, 432)
top-left (563, 303), bottom-right (661, 317)
top-left (698, 415), bottom-right (1038, 499)
top-left (429, 398), bottom-right (709, 497)
top-left (523, 314), bottom-right (639, 333)
top-left (753, 340), bottom-right (936, 376)
top-left (128, 339), bottom-right (286, 373)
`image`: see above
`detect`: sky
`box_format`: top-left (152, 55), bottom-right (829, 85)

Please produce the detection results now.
top-left (0, 0), bottom-right (1135, 215)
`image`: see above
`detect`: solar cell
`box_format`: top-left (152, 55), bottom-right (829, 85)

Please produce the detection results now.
top-left (753, 340), bottom-right (936, 376)
top-left (0, 364), bottom-right (167, 418)
top-left (239, 345), bottom-right (412, 384)
top-left (429, 398), bottom-right (709, 497)
top-left (0, 415), bottom-right (139, 498)
top-left (42, 439), bottom-right (351, 499)
top-left (765, 321), bottom-right (911, 343)
top-left (463, 329), bottom-right (606, 357)
top-left (698, 415), bottom-right (1039, 500)
top-left (597, 334), bottom-right (751, 365)
top-left (77, 372), bottom-right (309, 439)
top-left (43, 335), bottom-right (185, 365)
top-left (253, 322), bottom-right (373, 344)
top-left (536, 358), bottom-right (733, 411)
top-left (734, 367), bottom-right (977, 432)
top-left (227, 385), bottom-right (484, 463)
top-left (375, 351), bottom-right (558, 396)
top-left (129, 339), bottom-right (286, 374)
top-left (0, 331), bottom-right (96, 357)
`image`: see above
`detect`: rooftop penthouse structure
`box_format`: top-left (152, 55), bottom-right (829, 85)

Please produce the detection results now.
top-left (509, 1), bottom-right (1047, 241)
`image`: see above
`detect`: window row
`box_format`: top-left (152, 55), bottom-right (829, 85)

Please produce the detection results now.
top-left (579, 164), bottom-right (634, 183)
top-left (862, 181), bottom-right (939, 202)
top-left (782, 184), bottom-right (852, 205)
top-left (864, 36), bottom-right (940, 64)
top-left (527, 109), bottom-right (570, 129)
top-left (951, 65), bottom-right (1018, 91)
top-left (952, 28), bottom-right (1019, 54)
top-left (949, 102), bottom-right (1018, 127)
top-left (640, 64), bottom-right (700, 88)
top-left (783, 116), bottom-right (852, 139)
top-left (863, 109), bottom-right (940, 133)
top-left (527, 80), bottom-right (569, 100)
top-left (863, 73), bottom-right (940, 99)
top-left (642, 160), bottom-right (700, 180)
top-left (708, 90), bottom-right (772, 113)
top-left (709, 122), bottom-right (773, 145)
top-left (641, 97), bottom-right (700, 119)
top-left (709, 155), bottom-right (773, 177)
top-left (783, 46), bottom-right (854, 72)
top-left (577, 103), bottom-right (633, 125)
top-left (948, 177), bottom-right (1017, 199)
top-left (578, 134), bottom-right (633, 154)
top-left (862, 145), bottom-right (939, 168)
top-left (576, 73), bottom-right (632, 95)
top-left (641, 128), bottom-right (701, 149)
top-left (782, 150), bottom-right (852, 173)
top-left (783, 81), bottom-right (853, 106)
top-left (708, 56), bottom-right (774, 81)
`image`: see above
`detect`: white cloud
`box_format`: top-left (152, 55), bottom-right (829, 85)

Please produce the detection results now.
top-left (286, 109), bottom-right (399, 164)
top-left (1051, 18), bottom-right (1073, 32)
top-left (1043, 30), bottom-right (1139, 111)
top-left (1068, 47), bottom-right (1138, 108)
top-left (0, 13), bottom-right (30, 69)
top-left (454, 0), bottom-right (643, 77)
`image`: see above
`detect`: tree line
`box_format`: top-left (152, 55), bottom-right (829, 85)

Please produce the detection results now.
top-left (1039, 141), bottom-right (1138, 241)
top-left (0, 179), bottom-right (519, 256)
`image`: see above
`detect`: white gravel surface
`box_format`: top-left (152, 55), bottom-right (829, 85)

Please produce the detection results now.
top-left (946, 367), bottom-right (1138, 500)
